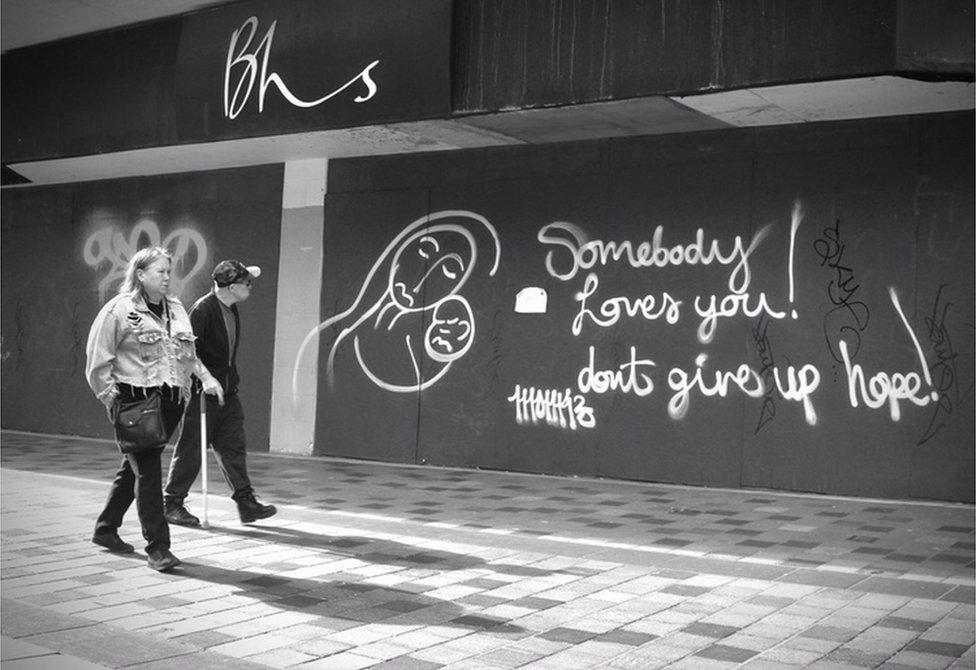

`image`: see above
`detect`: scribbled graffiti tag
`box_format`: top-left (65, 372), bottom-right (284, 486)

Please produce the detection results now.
top-left (83, 219), bottom-right (208, 301)
top-left (814, 217), bottom-right (869, 364)
top-left (917, 284), bottom-right (975, 445)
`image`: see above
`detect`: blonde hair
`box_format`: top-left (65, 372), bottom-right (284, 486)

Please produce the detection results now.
top-left (119, 246), bottom-right (172, 296)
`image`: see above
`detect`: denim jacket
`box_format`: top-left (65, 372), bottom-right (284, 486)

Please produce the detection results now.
top-left (85, 291), bottom-right (216, 408)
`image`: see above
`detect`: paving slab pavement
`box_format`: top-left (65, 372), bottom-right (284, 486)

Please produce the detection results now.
top-left (1, 430), bottom-right (973, 669)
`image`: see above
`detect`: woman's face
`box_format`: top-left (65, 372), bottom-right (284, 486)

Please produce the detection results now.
top-left (138, 257), bottom-right (171, 300)
top-left (391, 231), bottom-right (471, 309)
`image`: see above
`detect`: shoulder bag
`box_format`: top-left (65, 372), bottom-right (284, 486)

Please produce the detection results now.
top-left (112, 391), bottom-right (168, 453)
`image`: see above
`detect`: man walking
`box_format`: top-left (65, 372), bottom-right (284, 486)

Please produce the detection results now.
top-left (164, 259), bottom-right (276, 525)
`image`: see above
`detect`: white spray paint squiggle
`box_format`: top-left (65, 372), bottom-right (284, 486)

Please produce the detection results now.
top-left (788, 200), bottom-right (802, 319)
top-left (83, 218), bottom-right (208, 301)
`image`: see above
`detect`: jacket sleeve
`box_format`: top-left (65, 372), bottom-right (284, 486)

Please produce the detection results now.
top-left (188, 301), bottom-right (219, 387)
top-left (85, 301), bottom-right (120, 408)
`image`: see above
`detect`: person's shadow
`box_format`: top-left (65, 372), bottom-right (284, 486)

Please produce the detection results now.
top-left (161, 562), bottom-right (527, 636)
top-left (197, 523), bottom-right (557, 578)
top-left (130, 523), bottom-right (580, 635)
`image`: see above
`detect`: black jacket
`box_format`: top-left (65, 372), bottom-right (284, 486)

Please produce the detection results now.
top-left (189, 292), bottom-right (240, 395)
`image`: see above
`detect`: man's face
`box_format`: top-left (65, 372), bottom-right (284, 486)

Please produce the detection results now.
top-left (230, 278), bottom-right (253, 302)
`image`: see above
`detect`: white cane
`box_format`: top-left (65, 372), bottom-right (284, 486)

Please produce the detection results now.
top-left (200, 393), bottom-right (209, 529)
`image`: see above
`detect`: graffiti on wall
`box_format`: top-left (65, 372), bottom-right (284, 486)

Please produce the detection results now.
top-left (508, 200), bottom-right (945, 432)
top-left (294, 210), bottom-right (500, 395)
top-left (224, 16), bottom-right (379, 120)
top-left (83, 218), bottom-right (208, 301)
top-left (814, 216), bottom-right (869, 365)
top-left (917, 284), bottom-right (974, 445)
top-left (912, 176), bottom-right (976, 445)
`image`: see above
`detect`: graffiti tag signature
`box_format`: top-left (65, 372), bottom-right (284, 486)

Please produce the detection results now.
top-left (751, 314), bottom-right (777, 434)
top-left (83, 219), bottom-right (208, 302)
top-left (917, 284), bottom-right (975, 445)
top-left (814, 218), bottom-right (869, 363)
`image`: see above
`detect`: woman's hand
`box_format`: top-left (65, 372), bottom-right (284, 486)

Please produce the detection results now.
top-left (201, 378), bottom-right (225, 406)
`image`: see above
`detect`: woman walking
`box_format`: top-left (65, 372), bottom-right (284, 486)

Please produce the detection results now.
top-left (85, 246), bottom-right (223, 571)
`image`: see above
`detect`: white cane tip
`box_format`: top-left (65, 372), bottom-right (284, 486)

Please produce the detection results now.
top-left (201, 522), bottom-right (210, 529)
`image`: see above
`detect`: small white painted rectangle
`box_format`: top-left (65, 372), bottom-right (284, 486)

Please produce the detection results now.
top-left (515, 287), bottom-right (547, 314)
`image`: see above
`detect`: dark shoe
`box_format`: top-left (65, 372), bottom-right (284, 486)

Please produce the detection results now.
top-left (164, 500), bottom-right (200, 527)
top-left (237, 494), bottom-right (277, 523)
top-left (147, 549), bottom-right (182, 571)
top-left (92, 532), bottom-right (134, 554)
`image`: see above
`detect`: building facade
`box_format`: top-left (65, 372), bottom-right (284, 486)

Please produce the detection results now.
top-left (2, 0), bottom-right (973, 502)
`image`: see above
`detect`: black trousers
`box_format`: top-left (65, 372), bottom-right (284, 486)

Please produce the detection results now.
top-left (95, 385), bottom-right (184, 554)
top-left (164, 391), bottom-right (253, 504)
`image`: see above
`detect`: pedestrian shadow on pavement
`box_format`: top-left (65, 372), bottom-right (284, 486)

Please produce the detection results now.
top-left (171, 562), bottom-right (528, 637)
top-left (195, 524), bottom-right (559, 579)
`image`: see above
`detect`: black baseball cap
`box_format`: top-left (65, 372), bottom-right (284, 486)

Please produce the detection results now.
top-left (212, 259), bottom-right (262, 287)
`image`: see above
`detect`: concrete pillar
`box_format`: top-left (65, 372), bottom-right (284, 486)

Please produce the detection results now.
top-left (269, 159), bottom-right (327, 454)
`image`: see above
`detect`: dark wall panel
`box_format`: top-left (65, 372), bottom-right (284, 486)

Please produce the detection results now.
top-left (0, 187), bottom-right (94, 431)
top-left (1, 20), bottom-right (182, 161)
top-left (897, 0), bottom-right (975, 74)
top-left (418, 175), bottom-right (613, 476)
top-left (748, 144), bottom-right (926, 499)
top-left (453, 0), bottom-right (899, 112)
top-left (1, 165), bottom-right (283, 451)
top-left (323, 112), bottom-right (974, 502)
top-left (313, 189), bottom-right (432, 463)
top-left (906, 128), bottom-right (976, 499)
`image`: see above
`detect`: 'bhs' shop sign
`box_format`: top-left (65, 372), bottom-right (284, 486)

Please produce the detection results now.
top-left (176, 0), bottom-right (451, 141)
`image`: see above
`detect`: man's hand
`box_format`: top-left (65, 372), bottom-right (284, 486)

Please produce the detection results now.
top-left (201, 378), bottom-right (225, 406)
